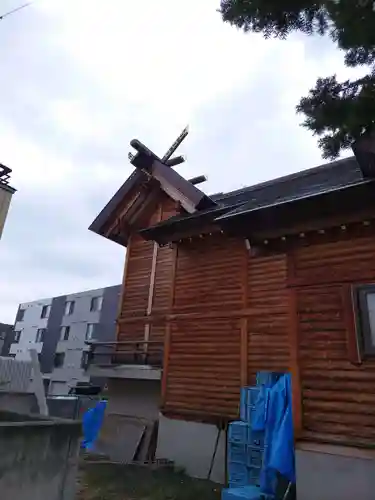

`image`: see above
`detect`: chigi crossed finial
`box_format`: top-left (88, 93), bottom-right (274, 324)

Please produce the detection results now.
top-left (128, 126), bottom-right (189, 170)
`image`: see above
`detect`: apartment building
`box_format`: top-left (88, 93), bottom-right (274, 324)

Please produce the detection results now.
top-left (0, 323), bottom-right (14, 357)
top-left (9, 285), bottom-right (121, 395)
top-left (0, 163), bottom-right (16, 240)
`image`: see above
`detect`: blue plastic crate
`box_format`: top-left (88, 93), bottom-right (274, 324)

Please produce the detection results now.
top-left (240, 387), bottom-right (262, 422)
top-left (228, 443), bottom-right (248, 464)
top-left (243, 404), bottom-right (258, 425)
top-left (229, 421), bottom-right (251, 444)
top-left (222, 486), bottom-right (263, 500)
top-left (248, 466), bottom-right (261, 486)
top-left (241, 387), bottom-right (261, 408)
top-left (247, 446), bottom-right (263, 468)
top-left (248, 429), bottom-right (265, 448)
top-left (228, 463), bottom-right (249, 488)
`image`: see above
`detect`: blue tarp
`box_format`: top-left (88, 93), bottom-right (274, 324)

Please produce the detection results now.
top-left (81, 399), bottom-right (107, 450)
top-left (252, 374), bottom-right (295, 495)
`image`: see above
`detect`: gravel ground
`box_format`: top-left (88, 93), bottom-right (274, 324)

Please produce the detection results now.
top-left (76, 461), bottom-right (222, 500)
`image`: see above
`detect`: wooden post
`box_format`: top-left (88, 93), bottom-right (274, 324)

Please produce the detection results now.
top-left (161, 243), bottom-right (178, 405)
top-left (117, 235), bottom-right (132, 324)
top-left (144, 204), bottom-right (162, 353)
top-left (287, 286), bottom-right (302, 439)
top-left (240, 239), bottom-right (249, 387)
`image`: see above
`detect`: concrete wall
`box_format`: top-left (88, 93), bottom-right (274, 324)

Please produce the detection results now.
top-left (106, 378), bottom-right (160, 419)
top-left (156, 414), bottom-right (225, 484)
top-left (0, 392), bottom-right (36, 414)
top-left (296, 444), bottom-right (375, 500)
top-left (0, 411), bottom-right (81, 500)
top-left (0, 357), bottom-right (33, 393)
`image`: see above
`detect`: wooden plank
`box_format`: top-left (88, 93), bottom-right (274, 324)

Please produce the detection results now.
top-left (162, 325), bottom-right (171, 405)
top-left (287, 285), bottom-right (302, 439)
top-left (341, 284), bottom-right (362, 365)
top-left (162, 242), bottom-right (178, 404)
top-left (240, 240), bottom-right (248, 386)
top-left (118, 235), bottom-right (132, 315)
top-left (144, 204), bottom-right (162, 351)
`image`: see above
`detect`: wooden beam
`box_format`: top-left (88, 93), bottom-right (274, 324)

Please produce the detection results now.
top-left (144, 204), bottom-right (162, 352)
top-left (240, 240), bottom-right (249, 387)
top-left (115, 235), bottom-right (133, 348)
top-left (188, 175), bottom-right (207, 186)
top-left (166, 156), bottom-right (185, 168)
top-left (118, 304), bottom-right (288, 324)
top-left (150, 159), bottom-right (213, 214)
top-left (287, 254), bottom-right (302, 439)
top-left (162, 242), bottom-right (178, 404)
top-left (342, 284), bottom-right (362, 365)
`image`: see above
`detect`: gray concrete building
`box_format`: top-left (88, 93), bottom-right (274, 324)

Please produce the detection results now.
top-left (9, 285), bottom-right (121, 395)
top-left (0, 323), bottom-right (14, 356)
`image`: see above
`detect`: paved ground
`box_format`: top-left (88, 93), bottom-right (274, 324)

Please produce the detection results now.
top-left (77, 461), bottom-right (222, 500)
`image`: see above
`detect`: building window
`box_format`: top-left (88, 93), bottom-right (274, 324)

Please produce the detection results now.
top-left (41, 305), bottom-right (51, 319)
top-left (60, 326), bottom-right (70, 341)
top-left (353, 284), bottom-right (375, 356)
top-left (17, 308), bottom-right (25, 322)
top-left (53, 352), bottom-right (65, 368)
top-left (36, 328), bottom-right (46, 343)
top-left (85, 323), bottom-right (95, 341)
top-left (64, 300), bottom-right (75, 316)
top-left (90, 296), bottom-right (103, 312)
top-left (81, 351), bottom-right (89, 369)
top-left (13, 330), bottom-right (21, 343)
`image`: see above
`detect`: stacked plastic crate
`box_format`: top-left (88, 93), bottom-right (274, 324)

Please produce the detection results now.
top-left (223, 372), bottom-right (282, 500)
top-left (228, 387), bottom-right (264, 488)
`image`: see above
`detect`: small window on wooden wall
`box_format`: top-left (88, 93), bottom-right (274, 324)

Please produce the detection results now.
top-left (353, 284), bottom-right (375, 356)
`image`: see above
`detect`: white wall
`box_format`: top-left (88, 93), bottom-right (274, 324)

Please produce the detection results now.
top-left (296, 444), bottom-right (375, 500)
top-left (156, 414), bottom-right (225, 484)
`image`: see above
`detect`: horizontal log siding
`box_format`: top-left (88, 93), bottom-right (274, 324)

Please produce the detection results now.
top-left (247, 255), bottom-right (290, 382)
top-left (164, 236), bottom-right (244, 418)
top-left (118, 197), bottom-right (176, 347)
top-left (119, 234), bottom-right (154, 318)
top-left (292, 235), bottom-right (375, 446)
top-left (173, 235), bottom-right (244, 313)
top-left (165, 318), bottom-right (241, 418)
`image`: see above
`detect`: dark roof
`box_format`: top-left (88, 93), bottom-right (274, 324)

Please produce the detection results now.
top-left (140, 156), bottom-right (364, 237)
top-left (218, 157), bottom-right (364, 221)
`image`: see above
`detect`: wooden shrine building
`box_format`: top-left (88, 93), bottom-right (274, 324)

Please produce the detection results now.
top-left (88, 131), bottom-right (375, 498)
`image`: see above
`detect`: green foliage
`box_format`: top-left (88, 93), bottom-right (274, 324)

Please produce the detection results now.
top-left (219, 0), bottom-right (375, 159)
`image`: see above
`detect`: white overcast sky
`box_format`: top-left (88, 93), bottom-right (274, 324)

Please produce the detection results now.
top-left (0, 0), bottom-right (363, 323)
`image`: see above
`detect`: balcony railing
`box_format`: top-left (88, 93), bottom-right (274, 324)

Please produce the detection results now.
top-left (0, 164), bottom-right (12, 186)
top-left (86, 340), bottom-right (164, 369)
